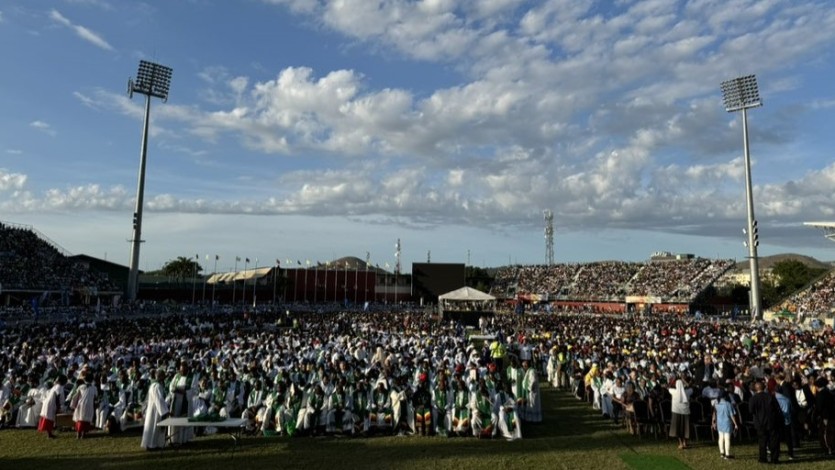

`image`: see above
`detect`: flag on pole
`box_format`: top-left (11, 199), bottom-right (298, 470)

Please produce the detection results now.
top-left (297, 260), bottom-right (302, 265)
top-left (215, 255), bottom-right (220, 260)
top-left (246, 258), bottom-right (250, 263)
top-left (276, 259), bottom-right (280, 266)
top-left (236, 256), bottom-right (241, 262)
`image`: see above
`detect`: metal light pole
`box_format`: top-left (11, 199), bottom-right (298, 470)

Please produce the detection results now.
top-left (191, 254), bottom-right (198, 305)
top-left (252, 258), bottom-right (258, 308)
top-left (201, 255), bottom-right (208, 305)
top-left (242, 258), bottom-right (249, 306)
top-left (126, 60), bottom-right (173, 302)
top-left (232, 257), bottom-right (240, 304)
top-left (721, 74), bottom-right (763, 321)
top-left (211, 255), bottom-right (218, 309)
top-left (273, 259), bottom-right (280, 305)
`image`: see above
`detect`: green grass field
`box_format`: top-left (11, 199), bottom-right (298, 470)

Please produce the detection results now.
top-left (1, 385), bottom-right (831, 470)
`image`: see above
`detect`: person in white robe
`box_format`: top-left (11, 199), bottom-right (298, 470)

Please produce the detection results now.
top-left (470, 382), bottom-right (495, 438)
top-left (351, 379), bottom-right (371, 434)
top-left (141, 370), bottom-right (170, 451)
top-left (546, 347), bottom-right (559, 388)
top-left (520, 360), bottom-right (542, 423)
top-left (369, 379), bottom-right (392, 433)
top-left (168, 364), bottom-right (196, 444)
top-left (0, 376), bottom-right (16, 428)
top-left (452, 379), bottom-right (471, 436)
top-left (432, 377), bottom-right (454, 437)
top-left (38, 375), bottom-right (68, 438)
top-left (391, 375), bottom-right (415, 435)
top-left (258, 382), bottom-right (282, 435)
top-left (599, 372), bottom-right (615, 420)
top-left (95, 377), bottom-right (118, 430)
top-left (242, 380), bottom-right (265, 433)
top-left (494, 382), bottom-right (522, 440)
top-left (326, 380), bottom-right (354, 434)
top-left (277, 383), bottom-right (302, 436)
top-left (71, 377), bottom-right (97, 438)
top-left (16, 376), bottom-right (43, 428)
top-left (296, 383), bottom-right (325, 434)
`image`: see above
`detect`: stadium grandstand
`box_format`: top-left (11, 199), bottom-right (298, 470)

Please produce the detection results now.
top-left (770, 269), bottom-right (835, 323)
top-left (489, 257), bottom-right (735, 314)
top-left (0, 221), bottom-right (120, 306)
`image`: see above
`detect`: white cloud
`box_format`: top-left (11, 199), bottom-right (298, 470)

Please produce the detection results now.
top-left (22, 1), bottom-right (832, 249)
top-left (64, 0), bottom-right (113, 9)
top-left (49, 9), bottom-right (114, 51)
top-left (0, 170), bottom-right (27, 191)
top-left (29, 120), bottom-right (57, 136)
top-left (5, 149), bottom-right (23, 155)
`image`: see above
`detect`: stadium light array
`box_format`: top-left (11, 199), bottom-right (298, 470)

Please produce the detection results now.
top-left (126, 60), bottom-right (173, 302)
top-left (721, 74), bottom-right (762, 320)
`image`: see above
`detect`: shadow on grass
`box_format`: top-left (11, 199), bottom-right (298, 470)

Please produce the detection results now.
top-left (0, 385), bottom-right (682, 470)
top-left (17, 386), bottom-right (835, 470)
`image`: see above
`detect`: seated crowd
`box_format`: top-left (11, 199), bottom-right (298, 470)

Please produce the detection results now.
top-left (491, 259), bottom-right (734, 303)
top-left (0, 223), bottom-right (118, 293)
top-left (774, 270), bottom-right (835, 321)
top-left (0, 309), bottom-right (540, 449)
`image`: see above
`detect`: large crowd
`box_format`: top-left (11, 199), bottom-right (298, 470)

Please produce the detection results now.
top-left (0, 306), bottom-right (833, 463)
top-left (0, 309), bottom-right (536, 450)
top-left (0, 223), bottom-right (118, 293)
top-left (774, 270), bottom-right (835, 320)
top-left (490, 259), bottom-right (735, 302)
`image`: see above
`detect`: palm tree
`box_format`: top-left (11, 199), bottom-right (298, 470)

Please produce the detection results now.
top-left (161, 256), bottom-right (202, 285)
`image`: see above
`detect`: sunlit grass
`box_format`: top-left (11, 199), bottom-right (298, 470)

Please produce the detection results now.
top-left (1, 385), bottom-right (831, 470)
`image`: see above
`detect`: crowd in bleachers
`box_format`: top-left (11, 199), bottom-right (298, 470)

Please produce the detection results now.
top-left (491, 259), bottom-right (734, 303)
top-left (774, 270), bottom-right (835, 320)
top-left (0, 223), bottom-right (118, 293)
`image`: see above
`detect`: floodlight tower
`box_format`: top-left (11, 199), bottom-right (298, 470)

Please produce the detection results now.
top-left (126, 60), bottom-right (173, 302)
top-left (544, 210), bottom-right (554, 265)
top-left (721, 74), bottom-right (762, 320)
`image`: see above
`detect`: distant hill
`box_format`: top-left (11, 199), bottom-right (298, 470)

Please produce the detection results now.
top-left (734, 253), bottom-right (832, 271)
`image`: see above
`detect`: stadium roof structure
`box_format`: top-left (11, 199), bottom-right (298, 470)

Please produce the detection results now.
top-left (803, 222), bottom-right (835, 243)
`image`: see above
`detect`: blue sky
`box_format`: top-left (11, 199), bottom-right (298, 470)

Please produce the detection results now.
top-left (1, 0), bottom-right (835, 274)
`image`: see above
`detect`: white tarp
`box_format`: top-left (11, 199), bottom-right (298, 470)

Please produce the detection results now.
top-left (207, 267), bottom-right (274, 284)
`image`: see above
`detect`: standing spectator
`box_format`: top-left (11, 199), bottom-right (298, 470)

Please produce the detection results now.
top-left (775, 387), bottom-right (795, 460)
top-left (668, 378), bottom-right (692, 449)
top-left (816, 377), bottom-right (835, 456)
top-left (750, 380), bottom-right (781, 464)
top-left (141, 369), bottom-right (170, 451)
top-left (712, 391), bottom-right (738, 459)
top-left (38, 374), bottom-right (67, 439)
top-left (70, 376), bottom-right (97, 439)
top-left (520, 360), bottom-right (542, 423)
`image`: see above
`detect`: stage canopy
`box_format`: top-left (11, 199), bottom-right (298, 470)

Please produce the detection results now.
top-left (439, 286), bottom-right (496, 314)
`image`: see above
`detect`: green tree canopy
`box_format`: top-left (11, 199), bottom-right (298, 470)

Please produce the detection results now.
top-left (161, 256), bottom-right (202, 284)
top-left (771, 259), bottom-right (827, 291)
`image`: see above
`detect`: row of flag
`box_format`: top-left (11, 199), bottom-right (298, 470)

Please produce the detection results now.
top-left (191, 255), bottom-right (392, 271)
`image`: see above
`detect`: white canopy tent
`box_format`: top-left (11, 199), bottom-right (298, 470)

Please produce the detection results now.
top-left (439, 287), bottom-right (496, 319)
